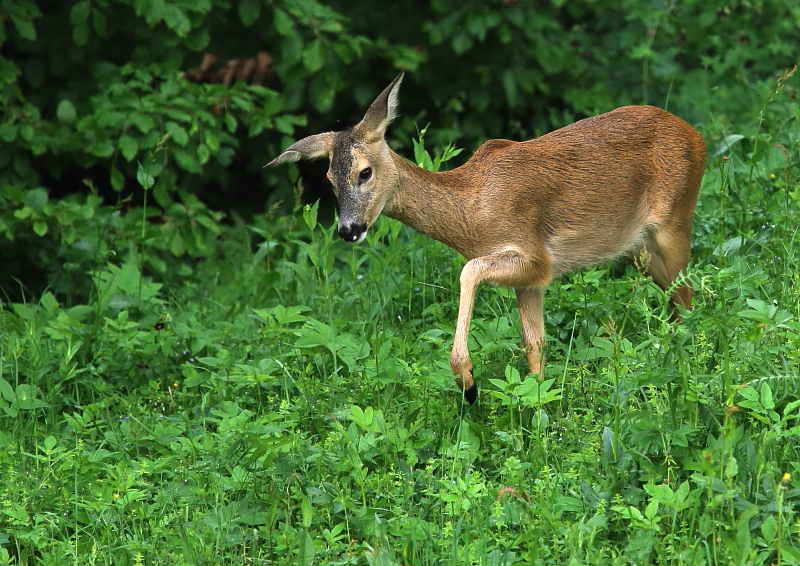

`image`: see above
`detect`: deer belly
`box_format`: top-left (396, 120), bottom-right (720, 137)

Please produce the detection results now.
top-left (544, 222), bottom-right (648, 278)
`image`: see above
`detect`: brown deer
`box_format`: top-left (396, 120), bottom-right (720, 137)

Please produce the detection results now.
top-left (267, 73), bottom-right (707, 403)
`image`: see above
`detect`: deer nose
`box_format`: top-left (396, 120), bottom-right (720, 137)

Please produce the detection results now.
top-left (337, 222), bottom-right (367, 243)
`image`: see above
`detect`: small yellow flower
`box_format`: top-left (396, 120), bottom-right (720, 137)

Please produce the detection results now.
top-left (782, 472), bottom-right (791, 483)
top-left (113, 493), bottom-right (120, 499)
top-left (173, 382), bottom-right (179, 388)
top-left (769, 173), bottom-right (776, 179)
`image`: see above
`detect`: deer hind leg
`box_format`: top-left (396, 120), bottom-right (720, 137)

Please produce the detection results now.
top-left (451, 250), bottom-right (550, 403)
top-left (642, 223), bottom-right (693, 320)
top-left (515, 287), bottom-right (545, 378)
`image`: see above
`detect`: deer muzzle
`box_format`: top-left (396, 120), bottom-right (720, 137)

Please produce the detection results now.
top-left (337, 222), bottom-right (368, 243)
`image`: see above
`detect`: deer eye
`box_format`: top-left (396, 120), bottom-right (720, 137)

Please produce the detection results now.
top-left (358, 167), bottom-right (372, 181)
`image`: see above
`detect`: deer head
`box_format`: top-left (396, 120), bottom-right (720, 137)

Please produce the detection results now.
top-left (266, 73), bottom-right (405, 243)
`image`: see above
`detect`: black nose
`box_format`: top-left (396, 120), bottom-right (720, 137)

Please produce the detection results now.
top-left (337, 223), bottom-right (367, 242)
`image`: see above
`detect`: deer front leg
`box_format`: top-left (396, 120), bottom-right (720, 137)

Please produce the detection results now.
top-left (450, 268), bottom-right (479, 401)
top-left (450, 251), bottom-right (550, 403)
top-left (515, 287), bottom-right (545, 378)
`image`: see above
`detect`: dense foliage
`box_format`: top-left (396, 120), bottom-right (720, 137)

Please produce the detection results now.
top-left (2, 0), bottom-right (799, 299)
top-left (1, 0), bottom-right (799, 564)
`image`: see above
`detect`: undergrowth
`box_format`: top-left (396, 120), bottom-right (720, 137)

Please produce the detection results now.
top-left (0, 70), bottom-right (799, 565)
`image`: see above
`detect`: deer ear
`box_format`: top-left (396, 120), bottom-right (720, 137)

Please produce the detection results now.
top-left (354, 72), bottom-right (404, 142)
top-left (265, 132), bottom-right (335, 166)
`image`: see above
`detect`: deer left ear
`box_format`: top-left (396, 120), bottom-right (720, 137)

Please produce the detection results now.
top-left (354, 72), bottom-right (404, 142)
top-left (265, 132), bottom-right (335, 167)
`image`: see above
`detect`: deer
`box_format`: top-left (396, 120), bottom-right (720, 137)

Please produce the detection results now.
top-left (266, 73), bottom-right (707, 404)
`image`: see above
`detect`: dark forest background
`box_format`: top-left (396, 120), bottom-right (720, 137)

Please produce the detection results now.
top-left (1, 0), bottom-right (798, 300)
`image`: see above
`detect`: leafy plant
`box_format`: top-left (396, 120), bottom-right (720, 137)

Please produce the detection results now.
top-left (1, 3), bottom-right (800, 564)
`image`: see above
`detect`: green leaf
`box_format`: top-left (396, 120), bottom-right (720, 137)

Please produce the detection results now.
top-left (0, 378), bottom-right (16, 403)
top-left (160, 80), bottom-right (180, 98)
top-left (136, 162), bottom-right (156, 190)
top-left (56, 100), bottom-right (77, 124)
top-left (452, 31), bottom-right (472, 55)
top-left (239, 0), bottom-right (261, 26)
top-left (93, 9), bottom-right (107, 37)
top-left (295, 319), bottom-right (336, 349)
top-left (131, 113), bottom-right (156, 134)
top-left (11, 303), bottom-right (35, 322)
top-left (72, 24), bottom-right (90, 45)
top-left (784, 399), bottom-right (800, 419)
top-left (274, 115), bottom-right (300, 135)
top-left (602, 427), bottom-right (616, 462)
top-left (24, 188), bottom-right (48, 211)
top-left (70, 1), bottom-right (90, 45)
top-left (43, 436), bottom-right (57, 451)
top-left (350, 405), bottom-right (364, 423)
top-left (273, 9), bottom-right (294, 36)
top-left (118, 135), bottom-right (138, 161)
top-left (184, 26), bottom-right (210, 51)
top-left (739, 299), bottom-right (777, 323)
top-left (712, 236), bottom-right (743, 257)
top-left (501, 69), bottom-right (517, 108)
top-left (747, 136), bottom-right (769, 165)
top-left (631, 43), bottom-right (655, 60)
top-left (517, 378), bottom-right (562, 406)
top-left (737, 387), bottom-right (759, 403)
top-left (20, 124), bottom-right (34, 142)
top-left (675, 481), bottom-right (691, 507)
top-left (760, 383), bottom-right (774, 411)
top-left (252, 305), bottom-right (308, 325)
top-left (349, 405), bottom-right (375, 429)
top-left (165, 121), bottom-right (189, 146)
top-left (70, 1), bottom-right (90, 25)
top-left (14, 384), bottom-right (49, 410)
top-left (183, 370), bottom-right (213, 387)
top-left (15, 207), bottom-right (33, 220)
top-left (11, 15), bottom-right (37, 41)
top-left (781, 547), bottom-right (800, 563)
top-left (110, 167), bottom-right (124, 192)
top-left (300, 496), bottom-right (313, 528)
top-left (761, 514), bottom-right (777, 542)
top-left (504, 364), bottom-right (522, 384)
top-left (0, 123), bottom-right (17, 142)
top-left (224, 113), bottom-right (237, 133)
top-left (302, 201), bottom-right (318, 230)
top-left (172, 147), bottom-right (201, 173)
top-left (33, 220), bottom-right (48, 236)
top-left (162, 5), bottom-right (190, 36)
top-left (302, 39), bottom-right (326, 73)
top-left (204, 130), bottom-right (220, 152)
top-left (282, 34), bottom-right (303, 66)
top-left (169, 231), bottom-right (186, 256)
top-left (711, 134), bottom-right (745, 159)
top-left (296, 530), bottom-right (315, 566)
top-left (87, 140), bottom-right (115, 157)
top-left (197, 143), bottom-right (210, 165)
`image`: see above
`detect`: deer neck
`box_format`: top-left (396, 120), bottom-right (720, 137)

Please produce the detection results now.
top-left (382, 150), bottom-right (476, 256)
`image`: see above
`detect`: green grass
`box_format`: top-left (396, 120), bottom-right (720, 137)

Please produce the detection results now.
top-left (1, 78), bottom-right (800, 565)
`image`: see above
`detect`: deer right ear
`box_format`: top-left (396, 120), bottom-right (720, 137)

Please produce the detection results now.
top-left (265, 132), bottom-right (335, 167)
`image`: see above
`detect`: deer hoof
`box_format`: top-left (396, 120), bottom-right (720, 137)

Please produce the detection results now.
top-left (463, 383), bottom-right (477, 404)
top-left (454, 374), bottom-right (477, 405)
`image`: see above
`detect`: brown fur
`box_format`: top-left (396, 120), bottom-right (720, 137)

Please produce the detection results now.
top-left (267, 73), bottom-right (707, 402)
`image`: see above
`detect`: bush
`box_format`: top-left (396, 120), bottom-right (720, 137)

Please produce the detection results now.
top-left (0, 0), bottom-right (798, 297)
